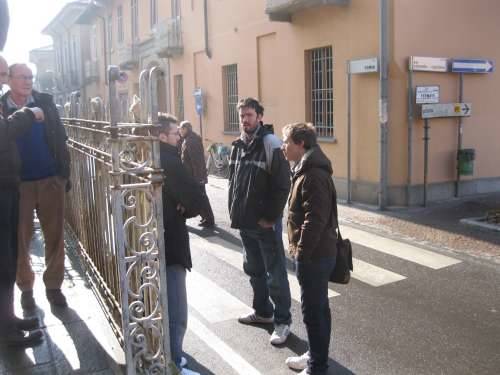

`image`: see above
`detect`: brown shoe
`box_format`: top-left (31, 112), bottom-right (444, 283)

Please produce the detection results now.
top-left (1, 328), bottom-right (43, 347)
top-left (46, 289), bottom-right (67, 307)
top-left (20, 290), bottom-right (36, 310)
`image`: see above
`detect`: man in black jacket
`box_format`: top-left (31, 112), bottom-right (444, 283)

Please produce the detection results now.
top-left (0, 55), bottom-right (44, 347)
top-left (158, 114), bottom-right (203, 375)
top-left (228, 97), bottom-right (292, 345)
top-left (0, 63), bottom-right (71, 310)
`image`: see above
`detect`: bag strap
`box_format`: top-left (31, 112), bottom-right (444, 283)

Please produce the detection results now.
top-left (329, 179), bottom-right (343, 241)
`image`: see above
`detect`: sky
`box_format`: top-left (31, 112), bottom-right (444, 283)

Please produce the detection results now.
top-left (3, 0), bottom-right (72, 72)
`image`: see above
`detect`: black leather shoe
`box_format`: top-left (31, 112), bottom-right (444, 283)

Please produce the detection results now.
top-left (20, 290), bottom-right (36, 310)
top-left (14, 316), bottom-right (39, 331)
top-left (1, 328), bottom-right (43, 347)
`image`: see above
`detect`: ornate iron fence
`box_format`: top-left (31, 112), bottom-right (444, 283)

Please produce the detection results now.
top-left (63, 67), bottom-right (174, 374)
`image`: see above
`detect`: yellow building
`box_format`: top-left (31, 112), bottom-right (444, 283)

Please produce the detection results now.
top-left (43, 0), bottom-right (500, 207)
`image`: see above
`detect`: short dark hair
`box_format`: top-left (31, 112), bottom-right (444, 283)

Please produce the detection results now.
top-left (236, 97), bottom-right (264, 116)
top-left (157, 113), bottom-right (178, 134)
top-left (282, 122), bottom-right (317, 150)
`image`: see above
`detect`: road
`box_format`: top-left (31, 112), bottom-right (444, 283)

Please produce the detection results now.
top-left (179, 176), bottom-right (500, 375)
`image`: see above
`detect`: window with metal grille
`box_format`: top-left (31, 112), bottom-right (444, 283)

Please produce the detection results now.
top-left (117, 6), bottom-right (124, 43)
top-left (306, 46), bottom-right (334, 138)
top-left (174, 74), bottom-right (184, 121)
top-left (131, 0), bottom-right (139, 41)
top-left (150, 0), bottom-right (158, 28)
top-left (222, 64), bottom-right (239, 132)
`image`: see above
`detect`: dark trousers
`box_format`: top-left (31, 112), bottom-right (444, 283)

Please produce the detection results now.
top-left (0, 188), bottom-right (19, 332)
top-left (199, 184), bottom-right (214, 224)
top-left (296, 256), bottom-right (336, 375)
top-left (240, 223), bottom-right (292, 326)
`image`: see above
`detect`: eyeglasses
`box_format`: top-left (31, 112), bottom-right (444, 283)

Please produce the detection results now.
top-left (11, 75), bottom-right (34, 81)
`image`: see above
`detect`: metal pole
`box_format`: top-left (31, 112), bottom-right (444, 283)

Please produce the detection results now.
top-left (407, 67), bottom-right (414, 206)
top-left (378, 0), bottom-right (389, 210)
top-left (423, 118), bottom-right (430, 207)
top-left (108, 65), bottom-right (134, 374)
top-left (347, 60), bottom-right (352, 204)
top-left (455, 73), bottom-right (464, 197)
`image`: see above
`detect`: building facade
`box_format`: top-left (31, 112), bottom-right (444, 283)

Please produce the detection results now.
top-left (38, 0), bottom-right (500, 206)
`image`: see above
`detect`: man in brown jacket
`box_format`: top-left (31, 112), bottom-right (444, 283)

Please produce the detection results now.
top-left (179, 121), bottom-right (214, 227)
top-left (281, 122), bottom-right (337, 375)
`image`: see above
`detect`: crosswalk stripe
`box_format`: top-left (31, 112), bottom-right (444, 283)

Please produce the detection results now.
top-left (187, 270), bottom-right (252, 323)
top-left (190, 236), bottom-right (340, 300)
top-left (281, 234), bottom-right (406, 287)
top-left (189, 316), bottom-right (262, 375)
top-left (339, 225), bottom-right (462, 269)
top-left (351, 258), bottom-right (407, 286)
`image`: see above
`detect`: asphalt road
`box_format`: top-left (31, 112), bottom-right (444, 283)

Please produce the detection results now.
top-left (179, 177), bottom-right (500, 375)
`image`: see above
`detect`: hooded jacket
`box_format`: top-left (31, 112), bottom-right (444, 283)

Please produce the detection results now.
top-left (0, 90), bottom-right (70, 181)
top-left (287, 145), bottom-right (338, 262)
top-left (0, 108), bottom-right (36, 188)
top-left (228, 124), bottom-right (290, 229)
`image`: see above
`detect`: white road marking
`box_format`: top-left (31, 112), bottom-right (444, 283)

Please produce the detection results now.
top-left (190, 236), bottom-right (340, 300)
top-left (187, 270), bottom-right (252, 323)
top-left (339, 225), bottom-right (461, 269)
top-left (351, 258), bottom-right (406, 286)
top-left (189, 316), bottom-right (262, 375)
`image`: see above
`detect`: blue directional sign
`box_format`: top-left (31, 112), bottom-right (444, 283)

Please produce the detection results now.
top-left (451, 59), bottom-right (494, 73)
top-left (193, 88), bottom-right (203, 115)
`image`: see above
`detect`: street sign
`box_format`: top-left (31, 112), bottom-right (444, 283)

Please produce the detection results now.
top-left (416, 85), bottom-right (440, 104)
top-left (421, 103), bottom-right (472, 119)
top-left (451, 59), bottom-right (494, 73)
top-left (409, 56), bottom-right (449, 72)
top-left (349, 57), bottom-right (378, 74)
top-left (193, 88), bottom-right (203, 116)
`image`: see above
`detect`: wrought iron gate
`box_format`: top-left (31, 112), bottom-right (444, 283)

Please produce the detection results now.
top-left (63, 66), bottom-right (174, 374)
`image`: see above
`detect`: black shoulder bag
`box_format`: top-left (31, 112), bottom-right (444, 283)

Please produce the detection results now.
top-left (329, 197), bottom-right (353, 284)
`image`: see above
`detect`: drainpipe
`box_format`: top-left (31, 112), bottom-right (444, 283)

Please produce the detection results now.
top-left (204, 0), bottom-right (212, 58)
top-left (378, 0), bottom-right (389, 210)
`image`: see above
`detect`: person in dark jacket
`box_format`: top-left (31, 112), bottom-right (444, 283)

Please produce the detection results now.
top-left (0, 54), bottom-right (44, 347)
top-left (281, 122), bottom-right (337, 375)
top-left (179, 120), bottom-right (214, 227)
top-left (158, 114), bottom-right (203, 375)
top-left (0, 63), bottom-right (71, 310)
top-left (228, 97), bottom-right (292, 345)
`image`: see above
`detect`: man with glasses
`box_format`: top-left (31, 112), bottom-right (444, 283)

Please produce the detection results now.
top-left (0, 63), bottom-right (71, 310)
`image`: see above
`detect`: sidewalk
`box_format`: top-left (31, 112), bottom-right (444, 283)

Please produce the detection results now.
top-left (336, 193), bottom-right (500, 264)
top-left (0, 227), bottom-right (125, 375)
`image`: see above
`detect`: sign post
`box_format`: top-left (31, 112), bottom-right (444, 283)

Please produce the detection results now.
top-left (346, 57), bottom-right (378, 204)
top-left (193, 88), bottom-right (204, 139)
top-left (420, 102), bottom-right (472, 206)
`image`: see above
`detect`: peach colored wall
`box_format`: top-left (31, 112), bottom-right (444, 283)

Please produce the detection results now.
top-left (391, 0), bottom-right (500, 186)
top-left (170, 0), bottom-right (381, 182)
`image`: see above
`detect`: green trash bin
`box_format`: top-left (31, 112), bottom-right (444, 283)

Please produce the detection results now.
top-left (457, 149), bottom-right (475, 176)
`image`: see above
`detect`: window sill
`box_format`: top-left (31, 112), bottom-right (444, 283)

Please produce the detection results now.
top-left (318, 136), bottom-right (337, 144)
top-left (223, 130), bottom-right (240, 136)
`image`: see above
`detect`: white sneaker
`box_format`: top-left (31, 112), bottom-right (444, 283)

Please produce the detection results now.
top-left (181, 368), bottom-right (200, 375)
top-left (269, 324), bottom-right (290, 345)
top-left (238, 312), bottom-right (274, 324)
top-left (180, 356), bottom-right (187, 368)
top-left (285, 351), bottom-right (310, 370)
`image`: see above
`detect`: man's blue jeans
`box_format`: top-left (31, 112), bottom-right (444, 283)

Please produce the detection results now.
top-left (166, 264), bottom-right (187, 368)
top-left (296, 256), bottom-right (336, 375)
top-left (240, 221), bottom-right (292, 326)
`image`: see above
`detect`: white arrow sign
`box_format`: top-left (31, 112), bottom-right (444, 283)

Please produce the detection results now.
top-left (421, 103), bottom-right (472, 119)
